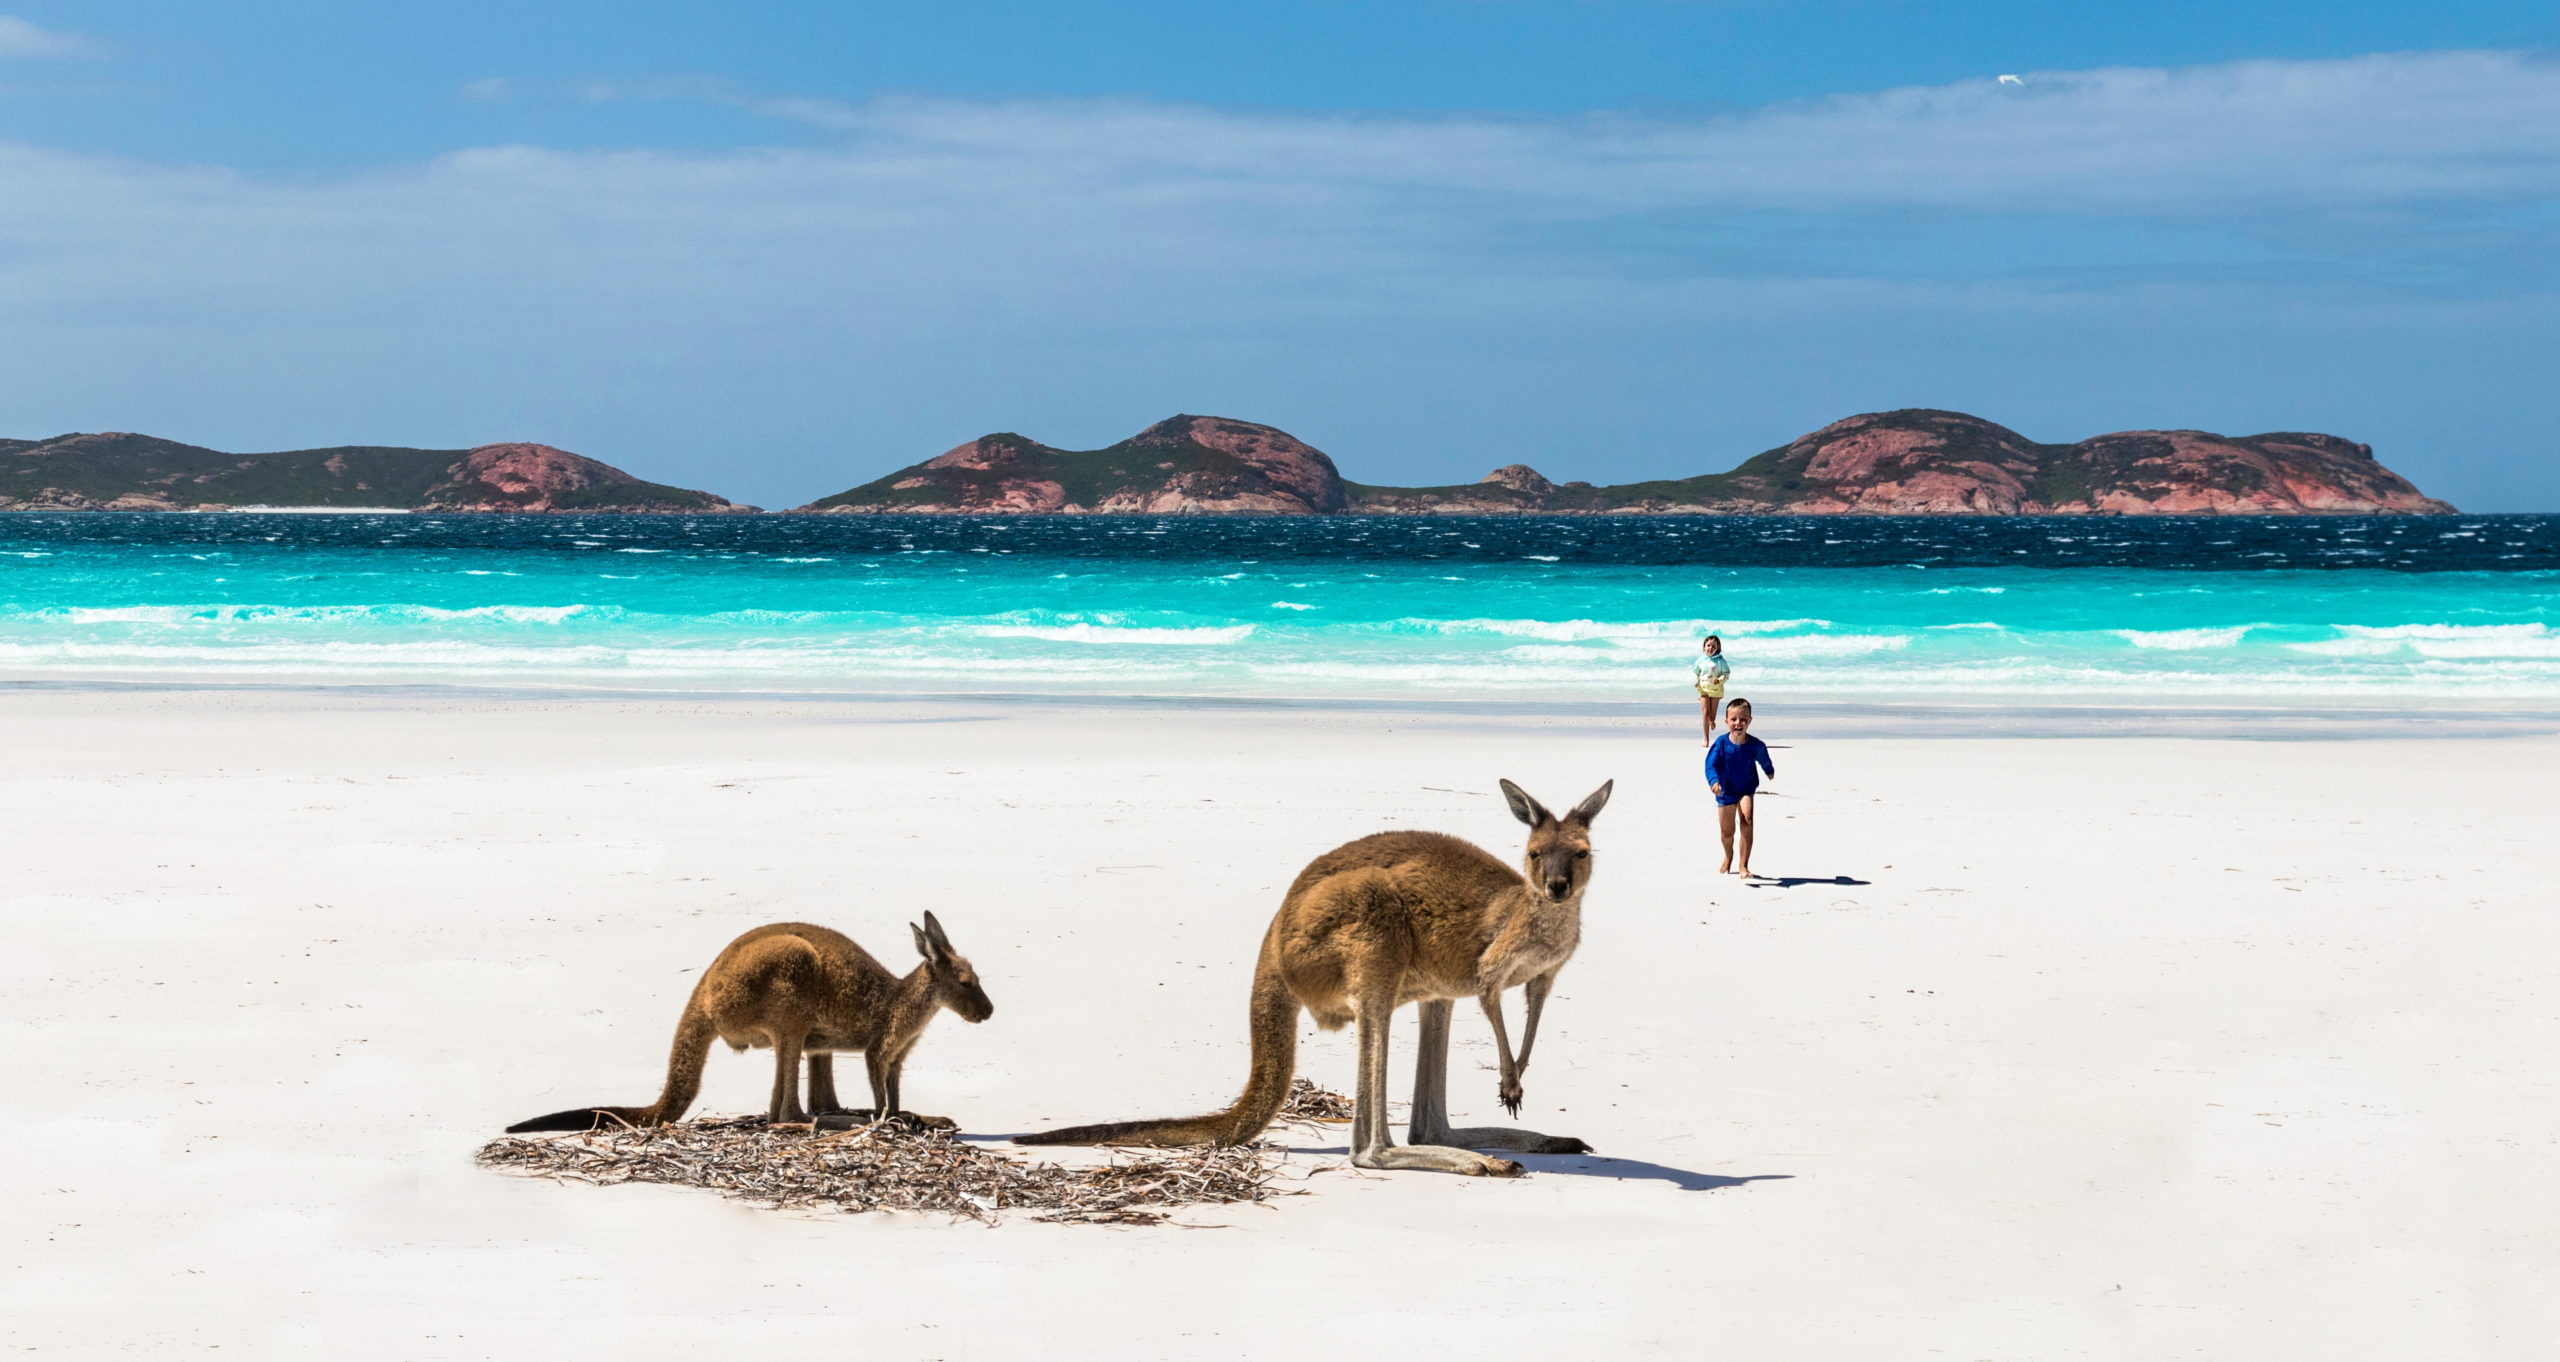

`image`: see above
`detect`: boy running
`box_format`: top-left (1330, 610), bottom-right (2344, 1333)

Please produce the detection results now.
top-left (1705, 696), bottom-right (1775, 877)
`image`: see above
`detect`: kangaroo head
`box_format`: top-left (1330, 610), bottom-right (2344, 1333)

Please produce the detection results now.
top-left (910, 910), bottom-right (995, 1023)
top-left (1500, 778), bottom-right (1613, 903)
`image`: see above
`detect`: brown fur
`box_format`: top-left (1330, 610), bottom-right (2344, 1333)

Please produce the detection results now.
top-left (505, 912), bottom-right (993, 1133)
top-left (1018, 779), bottom-right (1611, 1176)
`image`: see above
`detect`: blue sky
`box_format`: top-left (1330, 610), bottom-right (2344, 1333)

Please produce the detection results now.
top-left (3, 2), bottom-right (2556, 508)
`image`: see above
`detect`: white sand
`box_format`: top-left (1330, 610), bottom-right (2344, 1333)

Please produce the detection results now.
top-left (3, 690), bottom-right (2554, 1358)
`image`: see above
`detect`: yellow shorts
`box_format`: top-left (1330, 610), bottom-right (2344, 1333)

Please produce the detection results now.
top-left (1697, 684), bottom-right (1725, 700)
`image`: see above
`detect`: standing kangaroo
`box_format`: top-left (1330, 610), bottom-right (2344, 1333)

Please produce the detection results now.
top-left (1019, 778), bottom-right (1610, 1176)
top-left (506, 913), bottom-right (994, 1133)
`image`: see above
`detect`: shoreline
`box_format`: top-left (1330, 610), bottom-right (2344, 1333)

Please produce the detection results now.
top-left (6, 677), bottom-right (2557, 738)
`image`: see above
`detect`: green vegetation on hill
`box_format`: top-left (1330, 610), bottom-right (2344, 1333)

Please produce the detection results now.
top-left (806, 416), bottom-right (1337, 512)
top-left (0, 433), bottom-right (734, 511)
top-left (0, 435), bottom-right (469, 507)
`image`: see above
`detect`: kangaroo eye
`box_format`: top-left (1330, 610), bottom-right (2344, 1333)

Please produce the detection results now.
top-left (1572, 849), bottom-right (1589, 860)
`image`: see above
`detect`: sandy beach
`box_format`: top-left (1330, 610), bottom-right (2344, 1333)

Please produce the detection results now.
top-left (4, 688), bottom-right (2554, 1358)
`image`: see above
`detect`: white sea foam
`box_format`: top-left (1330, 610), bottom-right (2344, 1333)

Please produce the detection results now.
top-left (1415, 617), bottom-right (1830, 643)
top-left (2292, 623), bottom-right (2560, 659)
top-left (222, 505), bottom-right (412, 514)
top-left (2112, 626), bottom-right (2254, 650)
top-left (51, 603), bottom-right (598, 627)
top-left (1735, 633), bottom-right (1912, 659)
top-left (967, 623), bottom-right (1256, 646)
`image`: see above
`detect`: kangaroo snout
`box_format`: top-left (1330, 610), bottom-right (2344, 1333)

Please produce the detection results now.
top-left (1546, 877), bottom-right (1571, 899)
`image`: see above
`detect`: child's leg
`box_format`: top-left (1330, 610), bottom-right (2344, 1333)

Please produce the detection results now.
top-left (1734, 793), bottom-right (1756, 876)
top-left (1716, 801), bottom-right (1736, 873)
top-left (1701, 695), bottom-right (1716, 744)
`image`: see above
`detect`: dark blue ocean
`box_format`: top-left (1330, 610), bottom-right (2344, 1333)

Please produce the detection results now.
top-left (1, 513), bottom-right (2553, 702)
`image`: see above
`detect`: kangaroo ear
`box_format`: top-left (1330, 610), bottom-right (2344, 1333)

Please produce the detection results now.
top-left (1568, 779), bottom-right (1614, 825)
top-left (922, 910), bottom-right (953, 953)
top-left (1499, 778), bottom-right (1552, 827)
top-left (911, 922), bottom-right (937, 961)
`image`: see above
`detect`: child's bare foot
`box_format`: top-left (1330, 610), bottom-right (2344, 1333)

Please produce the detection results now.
top-left (1738, 867), bottom-right (1754, 879)
top-left (1717, 858), bottom-right (1732, 874)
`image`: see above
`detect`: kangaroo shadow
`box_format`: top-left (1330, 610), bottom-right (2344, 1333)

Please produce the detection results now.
top-left (1511, 1151), bottom-right (1792, 1191)
top-left (1261, 1139), bottom-right (1790, 1192)
top-left (1745, 874), bottom-right (1871, 890)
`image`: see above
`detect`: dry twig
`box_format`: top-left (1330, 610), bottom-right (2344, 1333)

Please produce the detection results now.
top-left (1278, 1077), bottom-right (1356, 1127)
top-left (475, 1112), bottom-right (1318, 1227)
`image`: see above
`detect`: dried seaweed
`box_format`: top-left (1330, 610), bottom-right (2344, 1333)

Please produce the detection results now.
top-left (1278, 1077), bottom-right (1355, 1126)
top-left (475, 1111), bottom-right (1319, 1227)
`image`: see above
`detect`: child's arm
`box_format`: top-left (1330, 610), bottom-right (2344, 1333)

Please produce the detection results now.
top-left (1755, 739), bottom-right (1775, 779)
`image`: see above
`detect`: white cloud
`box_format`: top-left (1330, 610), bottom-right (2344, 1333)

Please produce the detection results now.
top-left (5, 48), bottom-right (2552, 328)
top-left (0, 15), bottom-right (94, 59)
top-left (810, 49), bottom-right (2560, 216)
top-left (564, 49), bottom-right (2560, 218)
top-left (0, 49), bottom-right (2553, 506)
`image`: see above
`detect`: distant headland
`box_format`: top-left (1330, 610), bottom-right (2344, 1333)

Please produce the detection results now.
top-left (3, 409), bottom-right (2455, 515)
top-left (0, 433), bottom-right (747, 513)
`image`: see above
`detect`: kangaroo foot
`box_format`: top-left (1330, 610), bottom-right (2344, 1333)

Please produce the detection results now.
top-left (1352, 1141), bottom-right (1526, 1177)
top-left (813, 1110), bottom-right (959, 1133)
top-left (1435, 1125), bottom-right (1593, 1156)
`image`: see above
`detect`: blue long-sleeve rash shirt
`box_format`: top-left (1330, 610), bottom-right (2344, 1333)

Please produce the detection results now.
top-left (1705, 733), bottom-right (1775, 797)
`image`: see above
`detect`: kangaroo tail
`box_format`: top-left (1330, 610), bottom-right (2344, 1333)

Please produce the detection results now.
top-left (504, 1004), bottom-right (718, 1134)
top-left (1017, 944), bottom-right (1298, 1148)
top-left (503, 1104), bottom-right (657, 1134)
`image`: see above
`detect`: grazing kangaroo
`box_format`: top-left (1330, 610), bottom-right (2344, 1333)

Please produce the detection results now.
top-left (1019, 778), bottom-right (1610, 1176)
top-left (505, 913), bottom-right (994, 1133)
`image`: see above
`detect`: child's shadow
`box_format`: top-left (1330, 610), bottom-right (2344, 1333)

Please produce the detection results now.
top-left (1745, 874), bottom-right (1871, 889)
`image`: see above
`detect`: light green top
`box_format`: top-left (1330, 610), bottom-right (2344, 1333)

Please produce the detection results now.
top-left (1692, 653), bottom-right (1730, 693)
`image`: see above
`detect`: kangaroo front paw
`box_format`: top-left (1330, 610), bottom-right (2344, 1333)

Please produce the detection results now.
top-left (1497, 1076), bottom-right (1524, 1118)
top-left (1479, 1157), bottom-right (1526, 1178)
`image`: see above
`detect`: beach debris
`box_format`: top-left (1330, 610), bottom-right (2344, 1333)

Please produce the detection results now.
top-left (475, 1108), bottom-right (1328, 1226)
top-left (1278, 1077), bottom-right (1356, 1126)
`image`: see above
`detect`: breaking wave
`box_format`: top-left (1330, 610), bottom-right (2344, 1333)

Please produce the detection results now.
top-left (0, 512), bottom-right (2552, 702)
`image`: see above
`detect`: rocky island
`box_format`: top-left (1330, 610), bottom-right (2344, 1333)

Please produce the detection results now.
top-left (0, 433), bottom-right (748, 513)
top-left (5, 409), bottom-right (2453, 515)
top-left (799, 409), bottom-right (2452, 515)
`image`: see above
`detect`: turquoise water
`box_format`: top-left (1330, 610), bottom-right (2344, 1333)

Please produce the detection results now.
top-left (1, 513), bottom-right (2553, 702)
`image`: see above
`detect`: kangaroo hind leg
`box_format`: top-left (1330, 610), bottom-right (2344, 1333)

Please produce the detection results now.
top-left (767, 1029), bottom-right (809, 1124)
top-left (1350, 992), bottom-right (1520, 1177)
top-left (1408, 997), bottom-right (1591, 1157)
top-left (885, 1054), bottom-right (957, 1131)
top-left (807, 1052), bottom-right (870, 1120)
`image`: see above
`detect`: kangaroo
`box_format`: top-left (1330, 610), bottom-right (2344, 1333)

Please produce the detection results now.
top-left (1018, 778), bottom-right (1610, 1176)
top-left (506, 912), bottom-right (994, 1133)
